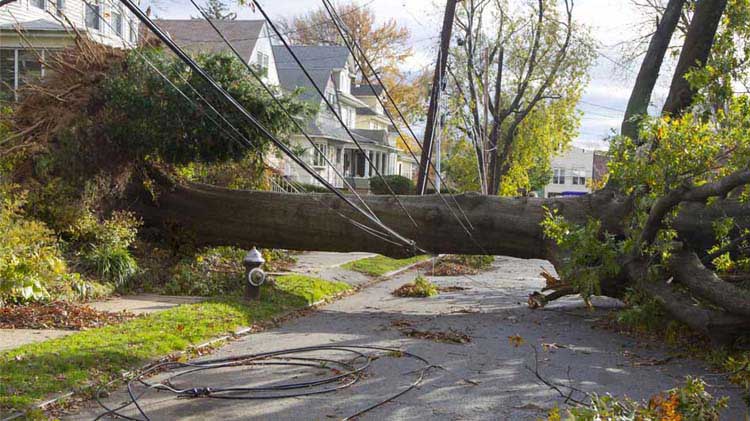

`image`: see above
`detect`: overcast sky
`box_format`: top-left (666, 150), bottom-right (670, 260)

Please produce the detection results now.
top-left (152, 0), bottom-right (674, 150)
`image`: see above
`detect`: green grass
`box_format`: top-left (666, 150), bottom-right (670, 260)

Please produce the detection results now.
top-left (0, 275), bottom-right (350, 415)
top-left (342, 255), bottom-right (430, 277)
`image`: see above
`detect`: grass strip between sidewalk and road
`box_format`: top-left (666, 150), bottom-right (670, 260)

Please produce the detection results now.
top-left (0, 274), bottom-right (351, 415)
top-left (342, 254), bottom-right (430, 277)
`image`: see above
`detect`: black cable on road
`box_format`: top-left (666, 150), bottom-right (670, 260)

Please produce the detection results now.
top-left (118, 0), bottom-right (419, 252)
top-left (94, 345), bottom-right (435, 421)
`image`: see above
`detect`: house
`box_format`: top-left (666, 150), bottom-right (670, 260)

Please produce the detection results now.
top-left (0, 0), bottom-right (139, 96)
top-left (542, 147), bottom-right (596, 198)
top-left (153, 19), bottom-right (278, 85)
top-left (271, 44), bottom-right (403, 192)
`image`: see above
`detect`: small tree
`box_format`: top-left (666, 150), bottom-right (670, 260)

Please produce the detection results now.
top-left (194, 0), bottom-right (236, 20)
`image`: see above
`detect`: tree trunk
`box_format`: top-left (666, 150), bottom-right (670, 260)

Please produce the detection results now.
top-left (131, 179), bottom-right (743, 262)
top-left (662, 0), bottom-right (728, 115)
top-left (622, 0), bottom-right (686, 140)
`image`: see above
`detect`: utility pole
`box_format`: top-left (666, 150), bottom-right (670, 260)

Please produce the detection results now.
top-left (416, 0), bottom-right (460, 195)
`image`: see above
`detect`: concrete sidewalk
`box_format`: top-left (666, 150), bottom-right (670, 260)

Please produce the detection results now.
top-left (65, 256), bottom-right (748, 420)
top-left (0, 252), bottom-right (377, 352)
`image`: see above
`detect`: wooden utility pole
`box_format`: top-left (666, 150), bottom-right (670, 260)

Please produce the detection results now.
top-left (416, 0), bottom-right (460, 195)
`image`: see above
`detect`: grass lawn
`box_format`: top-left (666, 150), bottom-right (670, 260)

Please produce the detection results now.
top-left (0, 275), bottom-right (350, 415)
top-left (342, 254), bottom-right (430, 277)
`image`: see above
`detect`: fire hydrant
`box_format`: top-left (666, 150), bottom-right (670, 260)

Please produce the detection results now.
top-left (242, 247), bottom-right (266, 301)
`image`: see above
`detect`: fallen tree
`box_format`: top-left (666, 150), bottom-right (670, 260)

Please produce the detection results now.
top-left (3, 0), bottom-right (750, 343)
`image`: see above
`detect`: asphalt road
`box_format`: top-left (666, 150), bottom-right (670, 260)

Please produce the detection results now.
top-left (66, 256), bottom-right (748, 420)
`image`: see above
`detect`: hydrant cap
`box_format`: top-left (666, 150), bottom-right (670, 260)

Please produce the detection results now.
top-left (243, 247), bottom-right (265, 265)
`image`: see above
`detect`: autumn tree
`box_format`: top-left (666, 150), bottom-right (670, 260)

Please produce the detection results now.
top-left (448, 0), bottom-right (596, 196)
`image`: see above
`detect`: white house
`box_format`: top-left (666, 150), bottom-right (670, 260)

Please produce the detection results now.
top-left (272, 45), bottom-right (402, 192)
top-left (1, 0), bottom-right (139, 95)
top-left (542, 147), bottom-right (595, 198)
top-left (154, 19), bottom-right (278, 86)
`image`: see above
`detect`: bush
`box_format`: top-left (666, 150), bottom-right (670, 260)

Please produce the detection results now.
top-left (163, 246), bottom-right (246, 296)
top-left (73, 210), bottom-right (141, 289)
top-left (551, 377), bottom-right (727, 421)
top-left (0, 186), bottom-right (67, 304)
top-left (369, 175), bottom-right (414, 195)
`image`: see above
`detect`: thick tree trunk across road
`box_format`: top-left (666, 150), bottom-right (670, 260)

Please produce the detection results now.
top-left (133, 181), bottom-right (744, 261)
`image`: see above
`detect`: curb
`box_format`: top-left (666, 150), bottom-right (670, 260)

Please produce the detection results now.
top-left (1, 261), bottom-right (426, 421)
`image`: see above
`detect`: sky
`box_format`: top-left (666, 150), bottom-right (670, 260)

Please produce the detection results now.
top-left (152, 0), bottom-right (676, 151)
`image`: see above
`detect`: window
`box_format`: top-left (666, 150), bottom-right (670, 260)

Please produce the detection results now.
top-left (572, 168), bottom-right (586, 185)
top-left (336, 147), bottom-right (342, 164)
top-left (30, 0), bottom-right (45, 10)
top-left (129, 20), bottom-right (137, 43)
top-left (85, 1), bottom-right (101, 31)
top-left (552, 168), bottom-right (565, 184)
top-left (55, 0), bottom-right (65, 15)
top-left (256, 51), bottom-right (269, 74)
top-left (17, 50), bottom-right (42, 88)
top-left (0, 50), bottom-right (15, 93)
top-left (112, 5), bottom-right (123, 37)
top-left (313, 143), bottom-right (328, 167)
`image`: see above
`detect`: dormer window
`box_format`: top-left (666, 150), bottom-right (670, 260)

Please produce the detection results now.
top-left (30, 0), bottom-right (45, 10)
top-left (257, 51), bottom-right (269, 75)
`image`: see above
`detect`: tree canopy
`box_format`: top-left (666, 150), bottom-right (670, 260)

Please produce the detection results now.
top-left (447, 0), bottom-right (596, 195)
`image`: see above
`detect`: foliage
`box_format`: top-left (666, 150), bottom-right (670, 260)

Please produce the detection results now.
top-left (342, 254), bottom-right (429, 277)
top-left (541, 208), bottom-right (621, 300)
top-left (0, 185), bottom-right (68, 304)
top-left (161, 247), bottom-right (299, 296)
top-left (194, 0), bottom-right (236, 20)
top-left (369, 174), bottom-right (414, 195)
top-left (447, 0), bottom-right (595, 195)
top-left (427, 254), bottom-right (494, 276)
top-left (71, 211), bottom-right (141, 288)
top-left (553, 377), bottom-right (727, 421)
top-left (163, 246), bottom-right (246, 296)
top-left (0, 275), bottom-right (350, 413)
top-left (393, 275), bottom-right (438, 297)
top-left (442, 138), bottom-right (482, 192)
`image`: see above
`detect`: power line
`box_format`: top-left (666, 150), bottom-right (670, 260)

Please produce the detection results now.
top-left (84, 0), bottom-right (407, 248)
top-left (119, 0), bottom-right (420, 251)
top-left (322, 0), bottom-right (492, 257)
top-left (253, 0), bottom-right (422, 233)
top-left (188, 0), bottom-right (385, 229)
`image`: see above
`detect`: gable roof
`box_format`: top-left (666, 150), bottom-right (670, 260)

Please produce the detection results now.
top-left (351, 84), bottom-right (383, 97)
top-left (272, 45), bottom-right (351, 102)
top-left (154, 19), bottom-right (265, 63)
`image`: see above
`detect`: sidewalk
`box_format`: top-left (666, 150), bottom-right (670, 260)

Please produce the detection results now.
top-left (0, 252), bottom-right (376, 352)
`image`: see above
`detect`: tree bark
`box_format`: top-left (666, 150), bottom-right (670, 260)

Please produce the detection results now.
top-left (131, 179), bottom-right (743, 262)
top-left (621, 0), bottom-right (686, 140)
top-left (662, 0), bottom-right (728, 115)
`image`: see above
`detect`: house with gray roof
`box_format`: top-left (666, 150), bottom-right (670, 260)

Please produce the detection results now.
top-left (154, 19), bottom-right (278, 85)
top-left (272, 44), bottom-right (403, 191)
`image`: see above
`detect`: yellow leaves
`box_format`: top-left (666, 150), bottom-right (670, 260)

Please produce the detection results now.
top-left (508, 334), bottom-right (525, 348)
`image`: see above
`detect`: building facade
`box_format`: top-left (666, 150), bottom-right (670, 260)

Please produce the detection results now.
top-left (1, 0), bottom-right (139, 96)
top-left (272, 44), bottom-right (402, 192)
top-left (542, 147), bottom-right (596, 198)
